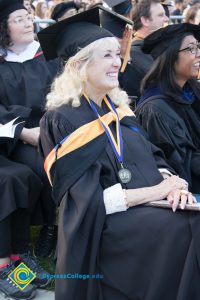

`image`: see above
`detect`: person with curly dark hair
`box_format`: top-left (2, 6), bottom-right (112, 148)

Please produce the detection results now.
top-left (0, 0), bottom-right (59, 262)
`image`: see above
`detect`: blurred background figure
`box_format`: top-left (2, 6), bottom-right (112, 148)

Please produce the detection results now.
top-left (35, 1), bottom-right (48, 18)
top-left (24, 0), bottom-right (33, 13)
top-left (51, 1), bottom-right (79, 21)
top-left (172, 0), bottom-right (184, 15)
top-left (185, 3), bottom-right (200, 23)
top-left (171, 0), bottom-right (184, 22)
top-left (35, 1), bottom-right (49, 28)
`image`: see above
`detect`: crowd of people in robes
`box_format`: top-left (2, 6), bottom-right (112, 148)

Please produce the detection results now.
top-left (0, 0), bottom-right (200, 300)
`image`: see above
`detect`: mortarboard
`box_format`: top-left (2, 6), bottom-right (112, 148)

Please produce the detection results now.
top-left (99, 5), bottom-right (133, 38)
top-left (0, 0), bottom-right (25, 21)
top-left (142, 23), bottom-right (200, 59)
top-left (37, 7), bottom-right (114, 61)
top-left (99, 5), bottom-right (133, 72)
top-left (103, 0), bottom-right (132, 15)
top-left (51, 1), bottom-right (79, 21)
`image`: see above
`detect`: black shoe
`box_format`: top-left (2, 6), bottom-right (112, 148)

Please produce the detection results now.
top-left (0, 262), bottom-right (36, 299)
top-left (33, 225), bottom-right (57, 258)
top-left (17, 253), bottom-right (52, 288)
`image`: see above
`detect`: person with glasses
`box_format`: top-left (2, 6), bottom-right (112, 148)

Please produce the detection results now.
top-left (0, 0), bottom-right (59, 266)
top-left (135, 23), bottom-right (200, 194)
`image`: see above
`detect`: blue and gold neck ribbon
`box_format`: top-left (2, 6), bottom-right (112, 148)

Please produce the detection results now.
top-left (83, 93), bottom-right (124, 167)
top-left (44, 96), bottom-right (134, 185)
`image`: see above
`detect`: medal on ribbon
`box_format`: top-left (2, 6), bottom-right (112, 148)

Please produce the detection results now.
top-left (83, 93), bottom-right (132, 184)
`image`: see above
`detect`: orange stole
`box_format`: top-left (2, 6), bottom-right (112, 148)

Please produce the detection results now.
top-left (44, 105), bottom-right (134, 185)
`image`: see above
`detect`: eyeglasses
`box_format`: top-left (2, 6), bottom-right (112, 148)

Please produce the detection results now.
top-left (179, 42), bottom-right (200, 56)
top-left (8, 15), bottom-right (33, 25)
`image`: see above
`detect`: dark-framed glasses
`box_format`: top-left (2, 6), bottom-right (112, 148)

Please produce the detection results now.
top-left (179, 42), bottom-right (200, 56)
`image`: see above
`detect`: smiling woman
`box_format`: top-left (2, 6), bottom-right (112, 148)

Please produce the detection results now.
top-left (135, 23), bottom-right (200, 194)
top-left (38, 9), bottom-right (200, 300)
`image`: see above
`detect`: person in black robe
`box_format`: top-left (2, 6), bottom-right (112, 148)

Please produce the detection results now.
top-left (38, 9), bottom-right (200, 300)
top-left (130, 0), bottom-right (169, 99)
top-left (0, 0), bottom-right (59, 257)
top-left (135, 23), bottom-right (200, 194)
top-left (0, 124), bottom-right (42, 298)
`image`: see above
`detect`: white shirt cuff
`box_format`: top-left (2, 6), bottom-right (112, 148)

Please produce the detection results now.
top-left (158, 168), bottom-right (173, 179)
top-left (103, 183), bottom-right (128, 215)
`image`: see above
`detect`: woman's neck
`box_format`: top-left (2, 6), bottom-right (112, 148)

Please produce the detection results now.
top-left (8, 43), bottom-right (30, 55)
top-left (175, 76), bottom-right (186, 88)
top-left (84, 86), bottom-right (107, 107)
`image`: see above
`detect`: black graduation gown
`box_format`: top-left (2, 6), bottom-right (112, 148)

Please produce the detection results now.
top-left (131, 39), bottom-right (153, 75)
top-left (0, 51), bottom-right (59, 224)
top-left (121, 39), bottom-right (153, 100)
top-left (40, 98), bottom-right (200, 300)
top-left (0, 154), bottom-right (42, 222)
top-left (118, 61), bottom-right (145, 102)
top-left (135, 93), bottom-right (200, 193)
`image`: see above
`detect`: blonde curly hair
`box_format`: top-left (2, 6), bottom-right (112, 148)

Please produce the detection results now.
top-left (46, 37), bottom-right (129, 109)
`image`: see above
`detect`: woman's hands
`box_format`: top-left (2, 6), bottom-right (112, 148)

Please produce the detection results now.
top-left (157, 175), bottom-right (188, 198)
top-left (167, 189), bottom-right (196, 212)
top-left (20, 127), bottom-right (40, 147)
top-left (126, 175), bottom-right (196, 210)
top-left (157, 175), bottom-right (196, 211)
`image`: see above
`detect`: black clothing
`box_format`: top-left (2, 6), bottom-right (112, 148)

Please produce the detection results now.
top-left (0, 54), bottom-right (58, 129)
top-left (141, 24), bottom-right (200, 59)
top-left (0, 0), bottom-right (25, 21)
top-left (10, 143), bottom-right (55, 224)
top-left (38, 8), bottom-right (114, 61)
top-left (0, 155), bottom-right (42, 222)
top-left (0, 52), bottom-right (58, 224)
top-left (135, 88), bottom-right (200, 193)
top-left (120, 39), bottom-right (153, 99)
top-left (172, 8), bottom-right (182, 15)
top-left (0, 209), bottom-right (30, 257)
top-left (0, 155), bottom-right (42, 257)
top-left (131, 39), bottom-right (153, 74)
top-left (40, 97), bottom-right (200, 300)
top-left (118, 61), bottom-right (145, 100)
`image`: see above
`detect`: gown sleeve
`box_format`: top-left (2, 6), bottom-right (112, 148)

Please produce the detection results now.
top-left (136, 101), bottom-right (194, 183)
top-left (0, 104), bottom-right (31, 154)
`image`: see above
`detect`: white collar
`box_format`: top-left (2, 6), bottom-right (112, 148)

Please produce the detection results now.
top-left (5, 40), bottom-right (40, 63)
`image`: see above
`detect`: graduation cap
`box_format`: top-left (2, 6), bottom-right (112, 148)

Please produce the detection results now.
top-left (99, 5), bottom-right (133, 72)
top-left (104, 0), bottom-right (132, 15)
top-left (51, 1), bottom-right (79, 21)
top-left (38, 7), bottom-right (114, 61)
top-left (99, 5), bottom-right (133, 38)
top-left (142, 23), bottom-right (200, 59)
top-left (0, 0), bottom-right (25, 21)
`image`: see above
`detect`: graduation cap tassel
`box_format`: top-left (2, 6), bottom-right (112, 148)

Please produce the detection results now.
top-left (198, 67), bottom-right (200, 80)
top-left (120, 25), bottom-right (132, 73)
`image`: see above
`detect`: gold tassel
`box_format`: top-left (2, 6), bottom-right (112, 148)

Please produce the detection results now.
top-left (120, 25), bottom-right (133, 73)
top-left (198, 68), bottom-right (200, 80)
